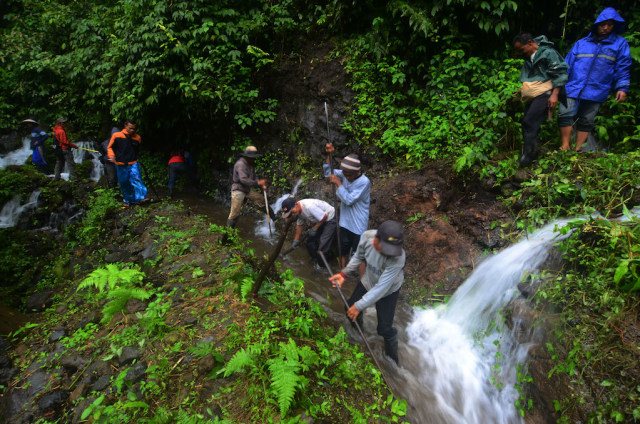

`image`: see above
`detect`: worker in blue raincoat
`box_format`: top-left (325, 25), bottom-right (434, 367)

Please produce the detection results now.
top-left (558, 7), bottom-right (631, 151)
top-left (22, 118), bottom-right (49, 174)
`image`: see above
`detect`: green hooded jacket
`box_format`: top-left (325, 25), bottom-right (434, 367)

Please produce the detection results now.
top-left (519, 35), bottom-right (568, 88)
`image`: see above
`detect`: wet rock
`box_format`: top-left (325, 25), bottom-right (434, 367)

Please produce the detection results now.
top-left (104, 250), bottom-right (130, 263)
top-left (76, 311), bottom-right (100, 329)
top-left (0, 131), bottom-right (20, 154)
top-left (37, 389), bottom-right (69, 413)
top-left (69, 379), bottom-right (90, 403)
top-left (90, 375), bottom-right (111, 392)
top-left (85, 359), bottom-right (111, 377)
top-left (139, 243), bottom-right (158, 260)
top-left (124, 362), bottom-right (147, 383)
top-left (55, 304), bottom-right (68, 314)
top-left (125, 298), bottom-right (147, 314)
top-left (183, 315), bottom-right (198, 326)
top-left (197, 354), bottom-right (216, 375)
top-left (61, 355), bottom-right (89, 373)
top-left (49, 329), bottom-right (66, 343)
top-left (25, 290), bottom-right (54, 312)
top-left (118, 346), bottom-right (141, 365)
top-left (6, 369), bottom-right (50, 416)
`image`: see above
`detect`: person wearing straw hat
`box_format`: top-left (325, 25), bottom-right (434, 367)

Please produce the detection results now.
top-left (324, 144), bottom-right (371, 267)
top-left (227, 146), bottom-right (274, 228)
top-left (22, 118), bottom-right (49, 174)
top-left (53, 118), bottom-right (79, 181)
top-left (329, 220), bottom-right (406, 365)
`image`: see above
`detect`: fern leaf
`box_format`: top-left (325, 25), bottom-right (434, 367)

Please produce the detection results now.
top-left (240, 277), bottom-right (254, 301)
top-left (268, 358), bottom-right (300, 417)
top-left (223, 348), bottom-right (256, 377)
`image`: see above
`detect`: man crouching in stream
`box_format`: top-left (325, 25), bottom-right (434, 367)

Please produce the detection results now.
top-left (329, 220), bottom-right (405, 365)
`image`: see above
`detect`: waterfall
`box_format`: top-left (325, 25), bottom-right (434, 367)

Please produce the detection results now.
top-left (0, 137), bottom-right (32, 169)
top-left (0, 190), bottom-right (41, 228)
top-left (75, 141), bottom-right (103, 182)
top-left (254, 179), bottom-right (303, 240)
top-left (402, 220), bottom-right (573, 423)
top-left (56, 141), bottom-right (103, 182)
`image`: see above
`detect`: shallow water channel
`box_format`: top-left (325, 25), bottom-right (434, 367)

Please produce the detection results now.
top-left (179, 192), bottom-right (574, 424)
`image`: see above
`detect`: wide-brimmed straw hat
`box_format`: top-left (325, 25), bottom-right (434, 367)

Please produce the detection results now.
top-left (21, 118), bottom-right (38, 125)
top-left (242, 146), bottom-right (261, 158)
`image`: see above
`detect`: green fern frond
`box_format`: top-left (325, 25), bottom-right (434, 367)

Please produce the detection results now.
top-left (77, 264), bottom-right (145, 293)
top-left (267, 358), bottom-right (301, 417)
top-left (100, 287), bottom-right (151, 323)
top-left (223, 348), bottom-right (256, 377)
top-left (240, 277), bottom-right (254, 301)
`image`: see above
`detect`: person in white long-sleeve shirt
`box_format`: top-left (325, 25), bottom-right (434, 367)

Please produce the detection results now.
top-left (329, 220), bottom-right (405, 364)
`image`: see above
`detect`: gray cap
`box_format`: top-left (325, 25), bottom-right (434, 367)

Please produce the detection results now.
top-left (376, 220), bottom-right (404, 257)
top-left (55, 117), bottom-right (67, 124)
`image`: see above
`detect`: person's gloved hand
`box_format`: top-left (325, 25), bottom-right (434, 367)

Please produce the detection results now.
top-left (291, 240), bottom-right (300, 249)
top-left (308, 229), bottom-right (318, 238)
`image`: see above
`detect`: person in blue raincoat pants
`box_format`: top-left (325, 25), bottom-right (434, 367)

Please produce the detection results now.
top-left (107, 120), bottom-right (149, 206)
top-left (22, 119), bottom-right (49, 174)
top-left (558, 7), bottom-right (631, 152)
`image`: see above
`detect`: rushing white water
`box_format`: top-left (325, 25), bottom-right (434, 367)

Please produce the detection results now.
top-left (0, 190), bottom-right (41, 228)
top-left (401, 220), bottom-right (573, 423)
top-left (254, 179), bottom-right (303, 240)
top-left (0, 137), bottom-right (32, 168)
top-left (0, 137), bottom-right (103, 182)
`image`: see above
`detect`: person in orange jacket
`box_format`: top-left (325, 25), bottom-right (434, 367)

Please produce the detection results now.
top-left (53, 118), bottom-right (78, 181)
top-left (107, 119), bottom-right (148, 206)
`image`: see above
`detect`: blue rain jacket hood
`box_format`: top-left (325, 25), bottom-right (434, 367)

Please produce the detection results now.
top-left (563, 8), bottom-right (631, 103)
top-left (591, 7), bottom-right (626, 35)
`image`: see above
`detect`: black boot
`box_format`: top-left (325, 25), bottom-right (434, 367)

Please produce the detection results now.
top-left (226, 219), bottom-right (237, 228)
top-left (384, 333), bottom-right (399, 365)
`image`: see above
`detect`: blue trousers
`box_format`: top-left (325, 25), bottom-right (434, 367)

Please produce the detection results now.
top-left (116, 162), bottom-right (147, 204)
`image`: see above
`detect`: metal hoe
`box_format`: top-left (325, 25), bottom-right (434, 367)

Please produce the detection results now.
top-left (317, 251), bottom-right (391, 386)
top-left (323, 102), bottom-right (342, 261)
top-left (263, 190), bottom-right (272, 237)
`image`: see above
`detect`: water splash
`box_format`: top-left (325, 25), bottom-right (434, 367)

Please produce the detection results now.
top-left (254, 179), bottom-right (303, 241)
top-left (0, 190), bottom-right (41, 228)
top-left (403, 220), bottom-right (573, 423)
top-left (58, 141), bottom-right (103, 182)
top-left (0, 137), bottom-right (32, 169)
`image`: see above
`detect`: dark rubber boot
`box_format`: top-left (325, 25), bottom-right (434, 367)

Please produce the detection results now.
top-left (384, 333), bottom-right (399, 365)
top-left (226, 219), bottom-right (237, 228)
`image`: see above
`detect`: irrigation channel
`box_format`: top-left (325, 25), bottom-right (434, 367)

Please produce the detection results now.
top-left (182, 190), bottom-right (573, 424)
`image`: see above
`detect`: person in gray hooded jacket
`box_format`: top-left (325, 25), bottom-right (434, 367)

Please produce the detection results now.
top-left (329, 220), bottom-right (405, 365)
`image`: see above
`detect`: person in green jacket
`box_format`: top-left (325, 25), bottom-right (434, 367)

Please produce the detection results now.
top-left (512, 33), bottom-right (568, 167)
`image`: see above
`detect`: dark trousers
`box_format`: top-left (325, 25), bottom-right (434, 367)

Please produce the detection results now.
top-left (339, 227), bottom-right (361, 259)
top-left (168, 162), bottom-right (197, 193)
top-left (347, 281), bottom-right (400, 363)
top-left (306, 218), bottom-right (336, 265)
top-left (103, 162), bottom-right (118, 188)
top-left (521, 93), bottom-right (550, 162)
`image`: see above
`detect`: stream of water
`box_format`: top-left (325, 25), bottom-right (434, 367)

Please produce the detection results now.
top-left (180, 189), bottom-right (574, 423)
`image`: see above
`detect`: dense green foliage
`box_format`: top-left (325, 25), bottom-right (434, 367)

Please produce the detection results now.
top-left (6, 197), bottom-right (404, 423)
